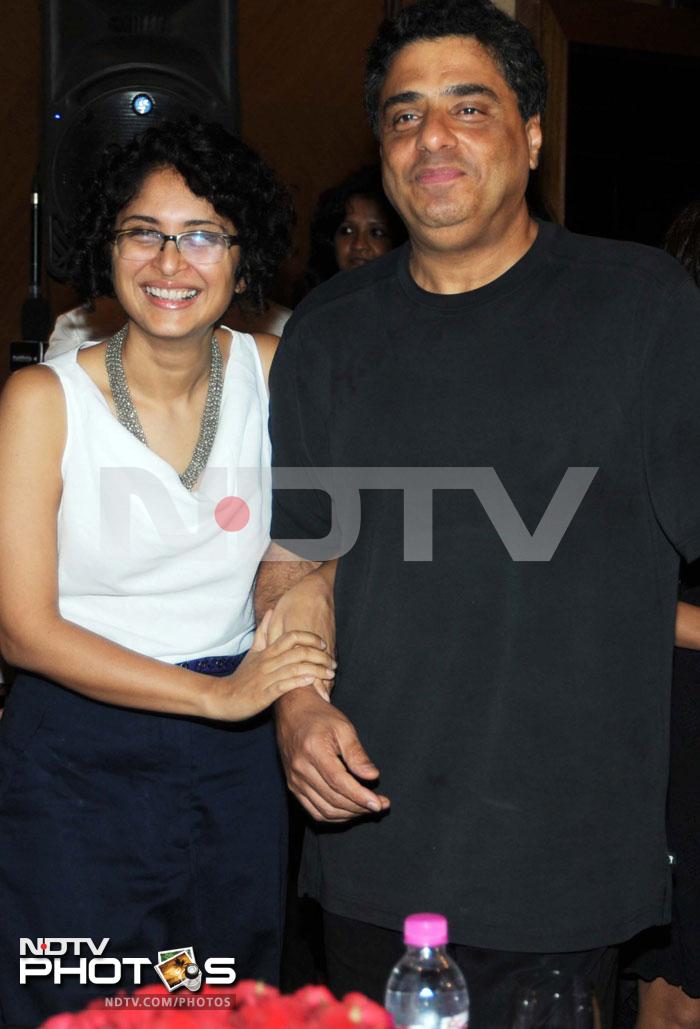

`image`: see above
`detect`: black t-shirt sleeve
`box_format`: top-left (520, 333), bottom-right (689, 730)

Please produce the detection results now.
top-left (268, 319), bottom-right (333, 555)
top-left (643, 275), bottom-right (700, 561)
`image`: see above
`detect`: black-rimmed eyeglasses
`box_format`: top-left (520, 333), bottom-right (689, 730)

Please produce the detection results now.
top-left (113, 229), bottom-right (240, 265)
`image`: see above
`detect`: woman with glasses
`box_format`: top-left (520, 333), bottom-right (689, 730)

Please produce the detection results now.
top-left (0, 119), bottom-right (335, 1025)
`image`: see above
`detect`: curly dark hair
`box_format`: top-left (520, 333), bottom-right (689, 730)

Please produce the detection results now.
top-left (69, 117), bottom-right (294, 313)
top-left (299, 164), bottom-right (407, 297)
top-left (665, 200), bottom-right (700, 288)
top-left (364, 0), bottom-right (548, 137)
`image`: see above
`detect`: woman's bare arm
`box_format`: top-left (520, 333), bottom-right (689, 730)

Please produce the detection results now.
top-left (0, 367), bottom-right (334, 721)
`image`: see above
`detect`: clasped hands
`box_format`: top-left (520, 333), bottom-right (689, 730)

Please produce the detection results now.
top-left (263, 567), bottom-right (391, 823)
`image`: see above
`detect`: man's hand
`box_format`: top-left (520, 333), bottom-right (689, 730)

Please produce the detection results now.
top-left (276, 687), bottom-right (390, 822)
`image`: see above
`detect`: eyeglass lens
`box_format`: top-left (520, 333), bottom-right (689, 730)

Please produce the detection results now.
top-left (115, 230), bottom-right (232, 264)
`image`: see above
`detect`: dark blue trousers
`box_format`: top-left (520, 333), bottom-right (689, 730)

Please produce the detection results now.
top-left (0, 663), bottom-right (287, 1025)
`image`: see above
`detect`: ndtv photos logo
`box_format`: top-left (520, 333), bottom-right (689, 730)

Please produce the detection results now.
top-left (19, 939), bottom-right (236, 990)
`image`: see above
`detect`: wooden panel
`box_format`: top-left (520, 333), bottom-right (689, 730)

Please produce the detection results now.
top-left (549, 0), bottom-right (700, 55)
top-left (532, 0), bottom-right (700, 53)
top-left (516, 0), bottom-right (542, 49)
top-left (538, 1), bottom-right (568, 224)
top-left (0, 0), bottom-right (42, 376)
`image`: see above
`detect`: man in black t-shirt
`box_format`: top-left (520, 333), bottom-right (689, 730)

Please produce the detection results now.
top-left (255, 2), bottom-right (700, 1024)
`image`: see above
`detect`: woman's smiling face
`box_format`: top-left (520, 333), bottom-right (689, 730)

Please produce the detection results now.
top-left (111, 166), bottom-right (241, 342)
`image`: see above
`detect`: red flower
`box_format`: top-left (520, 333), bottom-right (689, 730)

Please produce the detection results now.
top-left (292, 985), bottom-right (336, 1013)
top-left (40, 979), bottom-right (391, 1028)
top-left (231, 980), bottom-right (279, 1008)
top-left (340, 994), bottom-right (393, 1028)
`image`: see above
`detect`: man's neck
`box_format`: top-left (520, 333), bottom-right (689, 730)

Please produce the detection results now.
top-left (409, 210), bottom-right (539, 295)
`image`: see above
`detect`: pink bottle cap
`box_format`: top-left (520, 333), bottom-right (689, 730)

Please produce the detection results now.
top-left (404, 913), bottom-right (448, 947)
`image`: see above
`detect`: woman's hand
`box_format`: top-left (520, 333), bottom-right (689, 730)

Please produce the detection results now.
top-left (205, 611), bottom-right (337, 721)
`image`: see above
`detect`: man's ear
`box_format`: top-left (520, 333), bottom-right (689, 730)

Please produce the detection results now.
top-left (526, 114), bottom-right (543, 171)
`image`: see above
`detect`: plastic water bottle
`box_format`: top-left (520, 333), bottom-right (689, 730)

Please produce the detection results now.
top-left (384, 913), bottom-right (470, 1028)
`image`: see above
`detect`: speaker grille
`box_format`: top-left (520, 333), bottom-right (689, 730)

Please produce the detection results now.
top-left (42, 0), bottom-right (238, 280)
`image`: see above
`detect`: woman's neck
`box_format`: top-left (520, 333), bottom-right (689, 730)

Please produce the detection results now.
top-left (120, 324), bottom-right (215, 403)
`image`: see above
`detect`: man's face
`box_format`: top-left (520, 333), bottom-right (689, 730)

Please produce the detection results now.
top-left (378, 35), bottom-right (542, 251)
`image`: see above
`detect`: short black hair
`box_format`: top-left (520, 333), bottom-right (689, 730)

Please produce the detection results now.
top-left (70, 117), bottom-right (293, 313)
top-left (364, 0), bottom-right (548, 136)
top-left (665, 200), bottom-right (700, 288)
top-left (300, 164), bottom-right (407, 296)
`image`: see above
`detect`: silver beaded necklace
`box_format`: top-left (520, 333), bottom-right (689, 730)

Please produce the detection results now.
top-left (105, 324), bottom-right (224, 491)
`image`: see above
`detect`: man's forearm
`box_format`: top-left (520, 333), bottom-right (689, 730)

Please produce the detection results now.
top-left (254, 542), bottom-right (321, 622)
top-left (675, 600), bottom-right (700, 649)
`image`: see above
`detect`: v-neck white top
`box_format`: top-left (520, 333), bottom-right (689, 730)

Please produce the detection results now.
top-left (45, 327), bottom-right (270, 663)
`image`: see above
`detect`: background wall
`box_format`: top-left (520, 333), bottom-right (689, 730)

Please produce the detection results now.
top-left (237, 1), bottom-right (382, 303)
top-left (0, 0), bottom-right (676, 383)
top-left (0, 1), bottom-right (391, 381)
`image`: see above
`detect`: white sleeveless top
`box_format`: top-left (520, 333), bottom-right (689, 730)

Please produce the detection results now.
top-left (46, 328), bottom-right (271, 663)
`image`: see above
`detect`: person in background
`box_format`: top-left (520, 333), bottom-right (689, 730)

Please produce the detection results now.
top-left (0, 118), bottom-right (335, 1024)
top-left (627, 199), bottom-right (700, 1029)
top-left (255, 1), bottom-right (700, 1026)
top-left (664, 200), bottom-right (700, 284)
top-left (298, 164), bottom-right (406, 299)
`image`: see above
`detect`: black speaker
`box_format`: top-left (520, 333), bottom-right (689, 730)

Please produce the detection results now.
top-left (41, 0), bottom-right (239, 280)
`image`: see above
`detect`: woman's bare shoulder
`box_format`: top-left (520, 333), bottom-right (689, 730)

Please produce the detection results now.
top-left (0, 364), bottom-right (65, 408)
top-left (0, 365), bottom-right (66, 456)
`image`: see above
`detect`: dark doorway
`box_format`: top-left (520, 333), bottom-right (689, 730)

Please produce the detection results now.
top-left (565, 42), bottom-right (700, 246)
